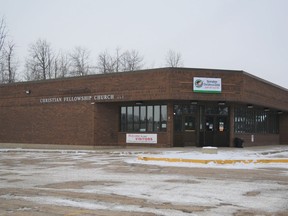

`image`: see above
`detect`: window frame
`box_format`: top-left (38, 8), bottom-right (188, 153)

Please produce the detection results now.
top-left (120, 104), bottom-right (167, 133)
top-left (234, 106), bottom-right (279, 134)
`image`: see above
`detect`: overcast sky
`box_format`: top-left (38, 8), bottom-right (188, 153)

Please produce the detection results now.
top-left (1, 0), bottom-right (288, 88)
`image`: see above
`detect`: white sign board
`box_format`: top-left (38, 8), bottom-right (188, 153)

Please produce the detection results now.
top-left (126, 134), bottom-right (157, 144)
top-left (193, 77), bottom-right (222, 93)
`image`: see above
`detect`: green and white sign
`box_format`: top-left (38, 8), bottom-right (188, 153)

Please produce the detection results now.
top-left (193, 77), bottom-right (222, 93)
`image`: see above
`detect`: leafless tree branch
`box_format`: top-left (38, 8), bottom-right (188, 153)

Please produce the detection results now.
top-left (25, 39), bottom-right (55, 80)
top-left (0, 17), bottom-right (7, 53)
top-left (69, 46), bottom-right (91, 76)
top-left (97, 48), bottom-right (144, 73)
top-left (165, 50), bottom-right (183, 68)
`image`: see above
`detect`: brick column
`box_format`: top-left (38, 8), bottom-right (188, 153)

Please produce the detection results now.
top-left (167, 102), bottom-right (174, 147)
top-left (229, 104), bottom-right (235, 147)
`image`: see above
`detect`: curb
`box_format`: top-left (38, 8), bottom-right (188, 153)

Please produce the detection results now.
top-left (137, 156), bottom-right (288, 164)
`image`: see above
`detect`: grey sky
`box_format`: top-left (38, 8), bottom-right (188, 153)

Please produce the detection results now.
top-left (1, 0), bottom-right (288, 88)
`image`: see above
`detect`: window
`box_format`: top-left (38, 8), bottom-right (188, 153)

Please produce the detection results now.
top-left (234, 107), bottom-right (254, 133)
top-left (134, 106), bottom-right (140, 132)
top-left (147, 106), bottom-right (153, 132)
top-left (173, 104), bottom-right (198, 132)
top-left (154, 105), bottom-right (160, 131)
top-left (161, 105), bottom-right (167, 130)
top-left (255, 110), bottom-right (267, 133)
top-left (205, 106), bottom-right (228, 115)
top-left (140, 106), bottom-right (146, 132)
top-left (127, 106), bottom-right (133, 132)
top-left (234, 107), bottom-right (279, 134)
top-left (120, 105), bottom-right (167, 132)
top-left (184, 116), bottom-right (196, 131)
top-left (120, 107), bottom-right (126, 132)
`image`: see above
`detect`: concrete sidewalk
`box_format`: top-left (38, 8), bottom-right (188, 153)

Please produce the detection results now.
top-left (1, 143), bottom-right (288, 165)
top-left (1, 142), bottom-right (288, 155)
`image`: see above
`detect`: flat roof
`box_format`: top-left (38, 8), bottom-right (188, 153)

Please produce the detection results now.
top-left (1, 67), bottom-right (287, 91)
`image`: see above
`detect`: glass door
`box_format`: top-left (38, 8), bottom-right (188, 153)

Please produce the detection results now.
top-left (184, 116), bottom-right (196, 131)
top-left (214, 116), bottom-right (229, 147)
top-left (173, 104), bottom-right (198, 147)
top-left (202, 105), bottom-right (229, 147)
top-left (204, 116), bottom-right (214, 146)
top-left (183, 115), bottom-right (197, 146)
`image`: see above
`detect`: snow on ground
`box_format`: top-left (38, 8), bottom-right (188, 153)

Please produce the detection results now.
top-left (0, 146), bottom-right (287, 215)
top-left (126, 146), bottom-right (288, 170)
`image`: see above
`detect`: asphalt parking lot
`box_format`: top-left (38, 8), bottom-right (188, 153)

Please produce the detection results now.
top-left (0, 146), bottom-right (287, 216)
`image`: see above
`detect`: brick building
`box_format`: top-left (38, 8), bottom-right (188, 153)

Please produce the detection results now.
top-left (0, 67), bottom-right (287, 147)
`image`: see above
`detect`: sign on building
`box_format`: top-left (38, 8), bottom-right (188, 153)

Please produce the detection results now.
top-left (126, 134), bottom-right (157, 144)
top-left (193, 77), bottom-right (222, 93)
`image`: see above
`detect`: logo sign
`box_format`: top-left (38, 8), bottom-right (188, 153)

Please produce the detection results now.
top-left (193, 77), bottom-right (222, 93)
top-left (126, 134), bottom-right (157, 144)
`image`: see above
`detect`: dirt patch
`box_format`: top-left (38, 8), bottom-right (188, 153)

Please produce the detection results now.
top-left (38, 180), bottom-right (122, 189)
top-left (0, 197), bottom-right (157, 216)
top-left (7, 179), bottom-right (23, 183)
top-left (243, 191), bottom-right (261, 196)
top-left (165, 179), bottom-right (201, 184)
top-left (233, 210), bottom-right (288, 216)
top-left (0, 187), bottom-right (211, 215)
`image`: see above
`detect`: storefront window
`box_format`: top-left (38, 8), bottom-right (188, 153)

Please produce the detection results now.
top-left (234, 107), bottom-right (279, 134)
top-left (255, 110), bottom-right (267, 133)
top-left (121, 107), bottom-right (126, 132)
top-left (161, 105), bottom-right (167, 131)
top-left (147, 106), bottom-right (153, 132)
top-left (234, 107), bottom-right (254, 133)
top-left (127, 106), bottom-right (133, 132)
top-left (140, 106), bottom-right (146, 132)
top-left (205, 106), bottom-right (228, 115)
top-left (134, 106), bottom-right (140, 132)
top-left (120, 105), bottom-right (167, 132)
top-left (154, 105), bottom-right (160, 131)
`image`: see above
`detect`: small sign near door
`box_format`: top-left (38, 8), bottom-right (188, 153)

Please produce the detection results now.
top-left (126, 134), bottom-right (157, 144)
top-left (219, 122), bottom-right (224, 131)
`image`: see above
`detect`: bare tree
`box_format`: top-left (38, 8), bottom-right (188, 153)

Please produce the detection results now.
top-left (0, 17), bottom-right (7, 54)
top-left (25, 39), bottom-right (55, 80)
top-left (50, 51), bottom-right (70, 79)
top-left (0, 18), bottom-right (18, 84)
top-left (114, 47), bottom-right (124, 72)
top-left (97, 50), bottom-right (114, 74)
top-left (69, 46), bottom-right (91, 76)
top-left (97, 48), bottom-right (144, 74)
top-left (0, 41), bottom-right (18, 83)
top-left (165, 50), bottom-right (183, 67)
top-left (0, 17), bottom-right (7, 83)
top-left (122, 50), bottom-right (144, 71)
top-left (56, 51), bottom-right (71, 78)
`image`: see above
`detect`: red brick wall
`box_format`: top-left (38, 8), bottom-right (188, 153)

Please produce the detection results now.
top-left (0, 68), bottom-right (287, 147)
top-left (279, 113), bottom-right (288, 144)
top-left (241, 73), bottom-right (288, 111)
top-left (0, 103), bottom-right (94, 145)
top-left (168, 68), bottom-right (243, 102)
top-left (234, 133), bottom-right (279, 147)
top-left (94, 103), bottom-right (119, 146)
